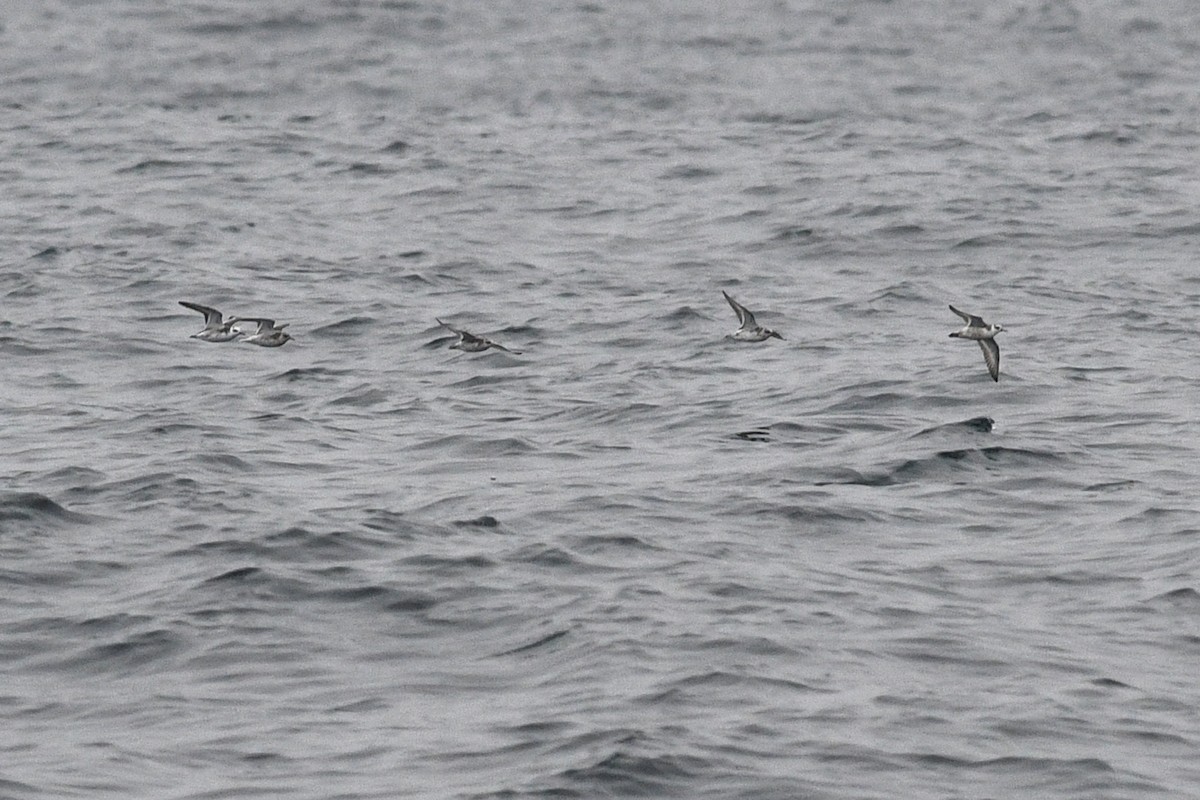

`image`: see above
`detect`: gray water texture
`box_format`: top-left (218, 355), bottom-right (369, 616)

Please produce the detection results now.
top-left (2, 1), bottom-right (1200, 798)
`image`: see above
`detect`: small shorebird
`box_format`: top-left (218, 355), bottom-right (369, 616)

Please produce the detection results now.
top-left (436, 319), bottom-right (521, 354)
top-left (236, 317), bottom-right (293, 348)
top-left (179, 301), bottom-right (241, 342)
top-left (722, 291), bottom-right (783, 342)
top-left (948, 304), bottom-right (1003, 382)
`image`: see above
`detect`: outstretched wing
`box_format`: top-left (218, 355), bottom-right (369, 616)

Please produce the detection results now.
top-left (436, 318), bottom-right (465, 336)
top-left (978, 338), bottom-right (1000, 382)
top-left (723, 291), bottom-right (756, 329)
top-left (949, 304), bottom-right (984, 327)
top-left (235, 317), bottom-right (276, 334)
top-left (490, 342), bottom-right (522, 354)
top-left (180, 301), bottom-right (222, 326)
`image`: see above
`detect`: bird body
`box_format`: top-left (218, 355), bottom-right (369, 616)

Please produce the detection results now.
top-left (436, 319), bottom-right (521, 354)
top-left (236, 317), bottom-right (294, 347)
top-left (179, 301), bottom-right (242, 342)
top-left (723, 291), bottom-right (783, 342)
top-left (948, 304), bottom-right (1003, 381)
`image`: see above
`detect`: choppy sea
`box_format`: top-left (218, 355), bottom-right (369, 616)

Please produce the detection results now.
top-left (3, 1), bottom-right (1200, 798)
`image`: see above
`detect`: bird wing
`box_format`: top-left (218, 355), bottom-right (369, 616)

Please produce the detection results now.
top-left (978, 338), bottom-right (1000, 382)
top-left (723, 291), bottom-right (755, 329)
top-left (436, 318), bottom-right (465, 335)
top-left (180, 301), bottom-right (222, 326)
top-left (949, 304), bottom-right (985, 327)
top-left (235, 317), bottom-right (275, 334)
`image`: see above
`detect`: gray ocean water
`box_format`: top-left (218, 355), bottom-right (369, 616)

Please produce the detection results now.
top-left (3, 1), bottom-right (1200, 797)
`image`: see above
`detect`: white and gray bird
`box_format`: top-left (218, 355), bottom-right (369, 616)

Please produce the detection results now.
top-left (236, 317), bottom-right (293, 347)
top-left (723, 291), bottom-right (783, 342)
top-left (948, 304), bottom-right (1003, 382)
top-left (179, 301), bottom-right (242, 342)
top-left (436, 319), bottom-right (521, 354)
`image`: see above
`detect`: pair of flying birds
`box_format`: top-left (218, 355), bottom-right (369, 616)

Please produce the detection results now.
top-left (723, 291), bottom-right (1005, 382)
top-left (181, 294), bottom-right (1005, 381)
top-left (178, 301), bottom-right (293, 347)
top-left (179, 301), bottom-right (516, 354)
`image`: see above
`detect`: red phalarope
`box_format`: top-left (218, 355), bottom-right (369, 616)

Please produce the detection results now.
top-left (948, 304), bottom-right (1003, 382)
top-left (722, 291), bottom-right (783, 342)
top-left (436, 318), bottom-right (521, 354)
top-left (179, 301), bottom-right (242, 343)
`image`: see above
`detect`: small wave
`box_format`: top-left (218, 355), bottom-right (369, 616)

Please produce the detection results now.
top-left (875, 223), bottom-right (925, 236)
top-left (269, 366), bottom-right (348, 382)
top-left (819, 390), bottom-right (908, 413)
top-left (733, 428), bottom-right (771, 442)
top-left (327, 385), bottom-right (390, 407)
top-left (402, 553), bottom-right (497, 571)
top-left (115, 159), bottom-right (193, 173)
top-left (912, 416), bottom-right (995, 437)
top-left (821, 445), bottom-right (1066, 487)
top-left (1048, 127), bottom-right (1139, 145)
top-left (335, 161), bottom-right (399, 176)
top-left (510, 544), bottom-right (580, 568)
top-left (556, 749), bottom-right (708, 797)
top-left (740, 111), bottom-right (828, 125)
top-left (41, 465), bottom-right (107, 484)
top-left (910, 753), bottom-right (1115, 778)
top-left (953, 233), bottom-right (1005, 248)
top-left (192, 453), bottom-right (254, 471)
top-left (571, 533), bottom-right (659, 553)
top-left (53, 629), bottom-right (186, 674)
top-left (446, 372), bottom-right (527, 388)
top-left (0, 336), bottom-right (50, 356)
top-left (454, 515), bottom-right (503, 529)
top-left (203, 566), bottom-right (263, 584)
top-left (1083, 479), bottom-right (1139, 492)
top-left (658, 165), bottom-right (720, 181)
top-left (0, 492), bottom-right (91, 526)
top-left (310, 316), bottom-right (376, 336)
top-left (359, 508), bottom-right (423, 537)
top-left (1148, 587), bottom-right (1200, 607)
top-left (660, 304), bottom-right (709, 322)
top-left (754, 502), bottom-right (886, 525)
top-left (1091, 677), bottom-right (1133, 689)
top-left (171, 538), bottom-right (272, 559)
top-left (315, 583), bottom-right (436, 612)
top-left (0, 779), bottom-right (40, 797)
top-left (411, 434), bottom-right (536, 457)
top-left (645, 671), bottom-right (819, 705)
top-left (492, 628), bottom-right (570, 657)
top-left (259, 526), bottom-right (387, 561)
top-left (535, 401), bottom-right (662, 426)
top-left (771, 225), bottom-right (814, 241)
